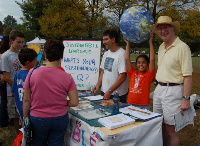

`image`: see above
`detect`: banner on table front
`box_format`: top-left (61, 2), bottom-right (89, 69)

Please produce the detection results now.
top-left (61, 39), bottom-right (101, 90)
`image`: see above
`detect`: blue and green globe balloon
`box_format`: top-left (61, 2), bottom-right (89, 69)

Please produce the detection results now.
top-left (120, 6), bottom-right (154, 43)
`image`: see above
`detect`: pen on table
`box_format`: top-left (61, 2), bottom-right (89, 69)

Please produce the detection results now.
top-left (128, 108), bottom-right (151, 115)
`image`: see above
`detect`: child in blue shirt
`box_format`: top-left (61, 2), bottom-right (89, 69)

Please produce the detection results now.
top-left (12, 48), bottom-right (37, 121)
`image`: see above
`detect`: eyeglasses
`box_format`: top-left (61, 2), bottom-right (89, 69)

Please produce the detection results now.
top-left (157, 25), bottom-right (171, 32)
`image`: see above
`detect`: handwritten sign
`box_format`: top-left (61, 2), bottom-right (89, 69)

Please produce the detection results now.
top-left (61, 40), bottom-right (101, 90)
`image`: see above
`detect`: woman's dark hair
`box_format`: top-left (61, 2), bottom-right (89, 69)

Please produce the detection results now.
top-left (136, 55), bottom-right (150, 64)
top-left (44, 39), bottom-right (64, 62)
top-left (0, 36), bottom-right (9, 54)
top-left (103, 29), bottom-right (120, 44)
top-left (18, 48), bottom-right (38, 66)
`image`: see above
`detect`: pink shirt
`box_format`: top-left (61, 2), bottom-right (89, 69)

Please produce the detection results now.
top-left (24, 66), bottom-right (76, 118)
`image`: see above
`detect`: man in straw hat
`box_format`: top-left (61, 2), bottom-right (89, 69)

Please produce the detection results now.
top-left (151, 16), bottom-right (193, 146)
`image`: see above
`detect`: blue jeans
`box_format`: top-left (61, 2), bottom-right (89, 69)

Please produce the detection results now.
top-left (30, 113), bottom-right (68, 146)
top-left (0, 81), bottom-right (8, 127)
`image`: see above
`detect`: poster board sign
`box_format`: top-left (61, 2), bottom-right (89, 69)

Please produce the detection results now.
top-left (61, 39), bottom-right (101, 90)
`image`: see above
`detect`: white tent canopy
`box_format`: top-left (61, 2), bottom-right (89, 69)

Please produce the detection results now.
top-left (26, 37), bottom-right (46, 45)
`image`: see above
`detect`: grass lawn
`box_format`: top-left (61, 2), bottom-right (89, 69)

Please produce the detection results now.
top-left (0, 55), bottom-right (199, 146)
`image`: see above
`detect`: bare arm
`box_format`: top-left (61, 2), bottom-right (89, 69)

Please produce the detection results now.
top-left (0, 74), bottom-right (4, 83)
top-left (3, 72), bottom-right (13, 86)
top-left (103, 72), bottom-right (127, 100)
top-left (23, 89), bottom-right (31, 119)
top-left (92, 69), bottom-right (104, 95)
top-left (149, 33), bottom-right (155, 72)
top-left (124, 38), bottom-right (132, 72)
top-left (180, 75), bottom-right (192, 113)
top-left (67, 89), bottom-right (79, 107)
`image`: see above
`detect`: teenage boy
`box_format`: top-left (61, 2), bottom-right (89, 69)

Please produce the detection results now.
top-left (1, 30), bottom-right (25, 134)
top-left (12, 48), bottom-right (37, 121)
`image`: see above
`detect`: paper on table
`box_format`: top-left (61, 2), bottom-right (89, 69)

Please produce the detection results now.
top-left (98, 114), bottom-right (135, 129)
top-left (83, 95), bottom-right (103, 101)
top-left (119, 105), bottom-right (162, 120)
top-left (70, 104), bottom-right (94, 113)
top-left (173, 102), bottom-right (196, 132)
top-left (78, 109), bottom-right (111, 120)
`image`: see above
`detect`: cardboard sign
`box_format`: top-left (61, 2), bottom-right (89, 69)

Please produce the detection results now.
top-left (61, 39), bottom-right (101, 90)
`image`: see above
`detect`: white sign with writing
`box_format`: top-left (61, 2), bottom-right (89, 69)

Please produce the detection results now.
top-left (61, 40), bottom-right (101, 90)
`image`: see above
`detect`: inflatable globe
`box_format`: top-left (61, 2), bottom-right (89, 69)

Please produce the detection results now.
top-left (119, 6), bottom-right (154, 43)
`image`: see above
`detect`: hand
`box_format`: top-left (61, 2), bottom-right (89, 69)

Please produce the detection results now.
top-left (123, 37), bottom-right (130, 45)
top-left (180, 98), bottom-right (190, 115)
top-left (91, 86), bottom-right (98, 95)
top-left (103, 90), bottom-right (111, 100)
top-left (0, 74), bottom-right (4, 83)
top-left (22, 121), bottom-right (25, 128)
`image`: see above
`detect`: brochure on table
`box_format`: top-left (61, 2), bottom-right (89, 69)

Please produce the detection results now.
top-left (70, 100), bottom-right (94, 113)
top-left (78, 108), bottom-right (111, 120)
top-left (119, 105), bottom-right (162, 121)
top-left (98, 113), bottom-right (135, 129)
top-left (70, 104), bottom-right (94, 113)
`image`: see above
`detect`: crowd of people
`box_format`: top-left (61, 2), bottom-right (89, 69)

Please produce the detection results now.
top-left (0, 31), bottom-right (79, 145)
top-left (0, 15), bottom-right (193, 146)
top-left (92, 15), bottom-right (192, 146)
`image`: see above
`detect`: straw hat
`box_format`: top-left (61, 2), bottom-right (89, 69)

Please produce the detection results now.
top-left (150, 16), bottom-right (180, 34)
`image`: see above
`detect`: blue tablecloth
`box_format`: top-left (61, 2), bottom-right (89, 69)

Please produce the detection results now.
top-left (69, 97), bottom-right (130, 127)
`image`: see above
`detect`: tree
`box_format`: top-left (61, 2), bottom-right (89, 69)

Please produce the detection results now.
top-left (38, 0), bottom-right (87, 39)
top-left (0, 21), bottom-right (3, 35)
top-left (105, 0), bottom-right (200, 50)
top-left (104, 0), bottom-right (135, 27)
top-left (17, 0), bottom-right (52, 38)
top-left (19, 0), bottom-right (108, 39)
top-left (14, 23), bottom-right (36, 42)
top-left (153, 1), bottom-right (200, 51)
top-left (18, 0), bottom-right (200, 51)
top-left (82, 0), bottom-right (108, 38)
top-left (2, 23), bottom-right (36, 42)
top-left (3, 15), bottom-right (17, 30)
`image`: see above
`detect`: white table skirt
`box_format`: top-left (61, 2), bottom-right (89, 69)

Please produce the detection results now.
top-left (64, 113), bottom-right (163, 146)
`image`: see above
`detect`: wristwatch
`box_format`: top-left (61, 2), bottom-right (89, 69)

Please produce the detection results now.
top-left (182, 96), bottom-right (190, 100)
top-left (108, 89), bottom-right (113, 94)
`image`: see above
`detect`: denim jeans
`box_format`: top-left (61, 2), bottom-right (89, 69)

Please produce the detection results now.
top-left (0, 81), bottom-right (8, 127)
top-left (30, 113), bottom-right (68, 146)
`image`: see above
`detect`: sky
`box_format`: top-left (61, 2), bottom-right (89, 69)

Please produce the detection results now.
top-left (0, 0), bottom-right (23, 24)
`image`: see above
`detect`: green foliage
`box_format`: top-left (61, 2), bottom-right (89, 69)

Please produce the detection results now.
top-left (0, 21), bottom-right (3, 35)
top-left (3, 15), bottom-right (17, 30)
top-left (13, 23), bottom-right (36, 42)
top-left (1, 15), bottom-right (35, 41)
top-left (17, 0), bottom-right (52, 38)
top-left (16, 0), bottom-right (200, 52)
top-left (2, 23), bottom-right (37, 42)
top-left (83, 0), bottom-right (108, 38)
top-left (39, 0), bottom-right (87, 39)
